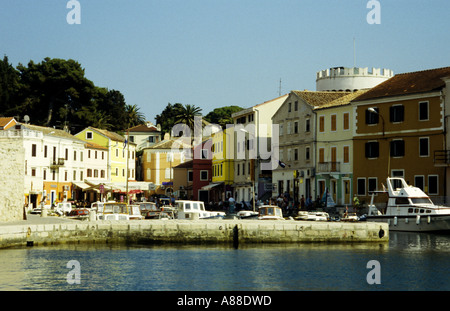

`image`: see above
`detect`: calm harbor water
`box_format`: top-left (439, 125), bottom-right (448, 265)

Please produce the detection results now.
top-left (0, 232), bottom-right (448, 291)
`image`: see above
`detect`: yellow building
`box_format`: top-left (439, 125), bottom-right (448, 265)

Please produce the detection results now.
top-left (75, 127), bottom-right (136, 184)
top-left (142, 137), bottom-right (191, 197)
top-left (211, 127), bottom-right (235, 201)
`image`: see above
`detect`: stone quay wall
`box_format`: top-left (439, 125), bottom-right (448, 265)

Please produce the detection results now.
top-left (0, 139), bottom-right (25, 222)
top-left (0, 219), bottom-right (389, 249)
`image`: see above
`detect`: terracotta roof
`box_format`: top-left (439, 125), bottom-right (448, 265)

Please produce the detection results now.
top-left (292, 90), bottom-right (350, 108)
top-left (146, 137), bottom-right (192, 150)
top-left (315, 90), bottom-right (369, 110)
top-left (87, 127), bottom-right (127, 142)
top-left (85, 141), bottom-right (108, 150)
top-left (127, 123), bottom-right (160, 133)
top-left (354, 66), bottom-right (450, 102)
top-left (23, 124), bottom-right (85, 142)
top-left (0, 117), bottom-right (16, 129)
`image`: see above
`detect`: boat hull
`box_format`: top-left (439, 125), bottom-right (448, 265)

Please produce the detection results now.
top-left (366, 214), bottom-right (450, 232)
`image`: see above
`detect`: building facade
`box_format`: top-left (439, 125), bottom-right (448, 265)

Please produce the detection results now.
top-left (272, 90), bottom-right (349, 204)
top-left (352, 67), bottom-right (450, 206)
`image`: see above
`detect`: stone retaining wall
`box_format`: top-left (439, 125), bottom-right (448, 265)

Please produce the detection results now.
top-left (0, 219), bottom-right (389, 249)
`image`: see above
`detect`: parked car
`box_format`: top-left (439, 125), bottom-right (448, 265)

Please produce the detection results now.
top-left (55, 202), bottom-right (74, 216)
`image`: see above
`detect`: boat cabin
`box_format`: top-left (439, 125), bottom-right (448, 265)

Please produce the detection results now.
top-left (175, 200), bottom-right (225, 219)
top-left (258, 205), bottom-right (284, 220)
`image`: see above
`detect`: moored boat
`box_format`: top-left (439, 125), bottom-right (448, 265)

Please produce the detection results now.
top-left (295, 211), bottom-right (329, 221)
top-left (96, 202), bottom-right (131, 221)
top-left (365, 177), bottom-right (450, 232)
top-left (258, 205), bottom-right (284, 220)
top-left (175, 200), bottom-right (226, 219)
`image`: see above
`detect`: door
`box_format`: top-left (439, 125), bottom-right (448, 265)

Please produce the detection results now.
top-left (343, 179), bottom-right (350, 205)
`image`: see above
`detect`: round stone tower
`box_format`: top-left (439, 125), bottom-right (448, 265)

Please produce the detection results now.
top-left (316, 67), bottom-right (394, 92)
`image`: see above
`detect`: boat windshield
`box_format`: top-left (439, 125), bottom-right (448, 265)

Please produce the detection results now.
top-left (103, 204), bottom-right (127, 214)
top-left (411, 198), bottom-right (433, 205)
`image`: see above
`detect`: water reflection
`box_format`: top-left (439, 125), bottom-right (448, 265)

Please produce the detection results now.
top-left (0, 232), bottom-right (449, 291)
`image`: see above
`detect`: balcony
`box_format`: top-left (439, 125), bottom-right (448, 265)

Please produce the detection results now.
top-left (50, 158), bottom-right (65, 170)
top-left (434, 150), bottom-right (450, 167)
top-left (317, 162), bottom-right (340, 173)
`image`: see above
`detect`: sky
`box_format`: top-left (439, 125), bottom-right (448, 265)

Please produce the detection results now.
top-left (1, 0), bottom-right (449, 124)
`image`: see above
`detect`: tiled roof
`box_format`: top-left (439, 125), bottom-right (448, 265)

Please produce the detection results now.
top-left (292, 90), bottom-right (350, 108)
top-left (354, 66), bottom-right (450, 101)
top-left (146, 137), bottom-right (192, 150)
top-left (315, 90), bottom-right (369, 109)
top-left (127, 123), bottom-right (160, 133)
top-left (0, 117), bottom-right (16, 129)
top-left (88, 127), bottom-right (127, 142)
top-left (23, 124), bottom-right (85, 142)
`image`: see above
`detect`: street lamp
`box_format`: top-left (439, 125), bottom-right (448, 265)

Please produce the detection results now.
top-left (368, 107), bottom-right (384, 137)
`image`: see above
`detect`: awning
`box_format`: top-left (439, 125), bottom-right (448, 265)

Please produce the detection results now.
top-left (72, 182), bottom-right (91, 190)
top-left (201, 182), bottom-right (224, 191)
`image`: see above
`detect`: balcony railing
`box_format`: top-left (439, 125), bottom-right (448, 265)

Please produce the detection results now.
top-left (434, 150), bottom-right (450, 166)
top-left (317, 162), bottom-right (340, 173)
top-left (50, 158), bottom-right (65, 170)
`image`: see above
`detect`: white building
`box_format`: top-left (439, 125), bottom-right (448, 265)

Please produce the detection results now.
top-left (316, 67), bottom-right (393, 92)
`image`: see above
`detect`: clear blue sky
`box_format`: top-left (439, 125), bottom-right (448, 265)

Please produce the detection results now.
top-left (1, 0), bottom-right (449, 124)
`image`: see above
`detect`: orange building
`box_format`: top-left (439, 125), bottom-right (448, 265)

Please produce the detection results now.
top-left (352, 67), bottom-right (450, 205)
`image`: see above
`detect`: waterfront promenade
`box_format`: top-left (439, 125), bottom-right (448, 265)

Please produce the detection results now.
top-left (0, 214), bottom-right (389, 249)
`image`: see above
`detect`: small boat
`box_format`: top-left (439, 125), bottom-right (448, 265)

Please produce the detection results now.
top-left (258, 205), bottom-right (284, 220)
top-left (236, 210), bottom-right (259, 219)
top-left (340, 212), bottom-right (359, 222)
top-left (128, 205), bottom-right (144, 220)
top-left (295, 211), bottom-right (329, 221)
top-left (365, 177), bottom-right (450, 232)
top-left (175, 200), bottom-right (226, 220)
top-left (96, 202), bottom-right (130, 221)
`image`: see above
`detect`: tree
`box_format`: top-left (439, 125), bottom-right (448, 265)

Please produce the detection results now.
top-left (0, 55), bottom-right (20, 116)
top-left (126, 104), bottom-right (146, 128)
top-left (204, 106), bottom-right (243, 128)
top-left (155, 103), bottom-right (185, 135)
top-left (174, 104), bottom-right (202, 130)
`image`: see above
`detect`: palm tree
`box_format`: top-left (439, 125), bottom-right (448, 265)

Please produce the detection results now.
top-left (174, 104), bottom-right (202, 130)
top-left (126, 104), bottom-right (146, 127)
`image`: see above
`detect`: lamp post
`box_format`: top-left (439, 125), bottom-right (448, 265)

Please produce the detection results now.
top-left (368, 107), bottom-right (389, 176)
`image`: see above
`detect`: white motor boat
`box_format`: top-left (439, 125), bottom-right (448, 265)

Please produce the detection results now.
top-left (96, 202), bottom-right (131, 221)
top-left (366, 177), bottom-right (450, 232)
top-left (296, 211), bottom-right (329, 221)
top-left (258, 205), bottom-right (284, 220)
top-left (175, 200), bottom-right (226, 220)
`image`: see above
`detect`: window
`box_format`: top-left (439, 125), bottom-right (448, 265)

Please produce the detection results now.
top-left (279, 124), bottom-right (284, 136)
top-left (288, 102), bottom-right (292, 112)
top-left (319, 116), bottom-right (325, 132)
top-left (44, 145), bottom-right (48, 158)
top-left (343, 112), bottom-right (350, 130)
top-left (428, 175), bottom-right (438, 195)
top-left (294, 148), bottom-right (298, 161)
top-left (305, 119), bottom-right (310, 132)
top-left (188, 170), bottom-right (193, 182)
top-left (200, 170), bottom-right (208, 181)
top-left (331, 114), bottom-right (337, 131)
top-left (43, 169), bottom-right (47, 180)
top-left (414, 175), bottom-right (425, 191)
top-left (343, 146), bottom-right (349, 163)
top-left (366, 108), bottom-right (379, 124)
top-left (368, 177), bottom-right (377, 193)
top-left (357, 178), bottom-right (366, 196)
top-left (242, 163), bottom-right (245, 175)
top-left (73, 170), bottom-right (76, 181)
top-left (294, 121), bottom-right (298, 134)
top-left (31, 144), bottom-right (37, 157)
top-left (305, 146), bottom-right (310, 160)
top-left (419, 101), bottom-right (429, 121)
top-left (74, 151), bottom-right (77, 161)
top-left (294, 101), bottom-right (298, 111)
top-left (65, 148), bottom-right (68, 161)
top-left (419, 137), bottom-right (429, 157)
top-left (87, 169), bottom-right (92, 178)
top-left (365, 142), bottom-right (379, 158)
top-left (390, 140), bottom-right (405, 157)
top-left (390, 105), bottom-right (404, 123)
top-left (86, 131), bottom-right (93, 140)
top-left (319, 148), bottom-right (325, 163)
top-left (31, 168), bottom-right (36, 177)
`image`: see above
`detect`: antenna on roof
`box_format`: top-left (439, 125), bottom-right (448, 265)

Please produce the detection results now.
top-left (279, 78), bottom-right (282, 96)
